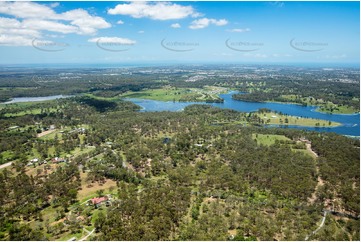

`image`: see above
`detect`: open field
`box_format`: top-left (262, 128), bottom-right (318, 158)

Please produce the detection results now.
top-left (0, 101), bottom-right (59, 117)
top-left (281, 95), bottom-right (359, 114)
top-left (316, 104), bottom-right (359, 114)
top-left (37, 129), bottom-right (57, 138)
top-left (252, 133), bottom-right (291, 146)
top-left (252, 133), bottom-right (315, 158)
top-left (78, 172), bottom-right (117, 202)
top-left (120, 86), bottom-right (226, 102)
top-left (258, 111), bottom-right (341, 127)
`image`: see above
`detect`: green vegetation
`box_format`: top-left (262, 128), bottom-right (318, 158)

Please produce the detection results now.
top-left (208, 109), bottom-right (341, 128)
top-left (0, 101), bottom-right (61, 117)
top-left (0, 66), bottom-right (359, 241)
top-left (280, 95), bottom-right (359, 114)
top-left (257, 109), bottom-right (341, 127)
top-left (120, 86), bottom-right (226, 102)
top-left (316, 104), bottom-right (359, 114)
top-left (232, 76), bottom-right (359, 114)
top-left (252, 133), bottom-right (291, 146)
top-left (0, 97), bottom-right (358, 241)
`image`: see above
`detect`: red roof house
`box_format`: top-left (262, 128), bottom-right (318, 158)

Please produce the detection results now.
top-left (90, 196), bottom-right (108, 205)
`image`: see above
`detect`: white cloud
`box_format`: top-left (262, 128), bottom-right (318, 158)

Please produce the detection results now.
top-left (189, 18), bottom-right (228, 29)
top-left (138, 30), bottom-right (145, 34)
top-left (243, 53), bottom-right (268, 58)
top-left (0, 34), bottom-right (35, 46)
top-left (60, 9), bottom-right (111, 35)
top-left (46, 34), bottom-right (65, 38)
top-left (0, 27), bottom-right (40, 37)
top-left (0, 17), bottom-right (21, 28)
top-left (227, 28), bottom-right (250, 33)
top-left (108, 2), bottom-right (199, 20)
top-left (117, 20), bottom-right (124, 24)
top-left (49, 2), bottom-right (60, 8)
top-left (171, 23), bottom-right (181, 28)
top-left (22, 19), bottom-right (79, 34)
top-left (269, 1), bottom-right (285, 8)
top-left (88, 37), bottom-right (136, 45)
top-left (0, 17), bottom-right (39, 46)
top-left (0, 1), bottom-right (111, 45)
top-left (272, 53), bottom-right (292, 58)
top-left (324, 54), bottom-right (347, 59)
top-left (0, 1), bottom-right (57, 19)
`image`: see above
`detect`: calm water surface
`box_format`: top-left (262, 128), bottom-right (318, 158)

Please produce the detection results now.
top-left (3, 95), bottom-right (71, 104)
top-left (2, 93), bottom-right (359, 136)
top-left (125, 91), bottom-right (360, 137)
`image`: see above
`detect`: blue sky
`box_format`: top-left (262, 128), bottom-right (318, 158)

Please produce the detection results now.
top-left (0, 1), bottom-right (359, 65)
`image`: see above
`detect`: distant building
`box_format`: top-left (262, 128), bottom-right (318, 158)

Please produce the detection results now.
top-left (90, 196), bottom-right (108, 206)
top-left (52, 157), bottom-right (66, 163)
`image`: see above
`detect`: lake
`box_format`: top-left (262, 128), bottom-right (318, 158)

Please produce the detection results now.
top-left (2, 95), bottom-right (71, 104)
top-left (2, 93), bottom-right (359, 137)
top-left (125, 91), bottom-right (360, 137)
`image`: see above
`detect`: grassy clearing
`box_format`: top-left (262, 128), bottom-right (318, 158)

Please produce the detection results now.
top-left (293, 148), bottom-right (314, 157)
top-left (77, 172), bottom-right (117, 202)
top-left (252, 133), bottom-right (315, 158)
top-left (120, 86), bottom-right (226, 102)
top-left (58, 231), bottom-right (82, 241)
top-left (252, 134), bottom-right (291, 146)
top-left (0, 101), bottom-right (59, 117)
top-left (39, 130), bottom-right (63, 140)
top-left (259, 111), bottom-right (341, 127)
top-left (316, 105), bottom-right (359, 114)
top-left (4, 108), bottom-right (41, 117)
top-left (41, 206), bottom-right (59, 224)
top-left (280, 95), bottom-right (359, 114)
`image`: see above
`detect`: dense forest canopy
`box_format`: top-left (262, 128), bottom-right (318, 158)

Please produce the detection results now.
top-left (0, 65), bottom-right (359, 241)
top-left (0, 95), bottom-right (359, 241)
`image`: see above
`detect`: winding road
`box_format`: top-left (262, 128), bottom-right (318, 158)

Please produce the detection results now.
top-left (79, 228), bottom-right (95, 241)
top-left (305, 211), bottom-right (328, 240)
top-left (304, 142), bottom-right (328, 241)
top-left (0, 162), bottom-right (12, 169)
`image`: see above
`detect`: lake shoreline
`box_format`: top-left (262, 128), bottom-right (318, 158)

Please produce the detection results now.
top-left (124, 91), bottom-right (359, 137)
top-left (1, 95), bottom-right (72, 104)
top-left (1, 92), bottom-right (358, 136)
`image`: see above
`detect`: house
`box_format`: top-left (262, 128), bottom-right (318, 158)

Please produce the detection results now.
top-left (31, 158), bottom-right (39, 162)
top-left (90, 196), bottom-right (109, 207)
top-left (52, 157), bottom-right (66, 163)
top-left (29, 158), bottom-right (39, 163)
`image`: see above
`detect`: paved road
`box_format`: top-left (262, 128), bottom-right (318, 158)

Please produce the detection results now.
top-left (0, 162), bottom-right (12, 169)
